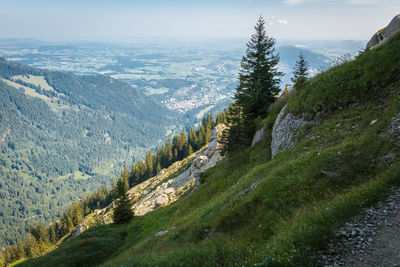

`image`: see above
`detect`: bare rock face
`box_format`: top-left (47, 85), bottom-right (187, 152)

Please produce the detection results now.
top-left (70, 225), bottom-right (87, 239)
top-left (194, 155), bottom-right (208, 169)
top-left (271, 104), bottom-right (315, 158)
top-left (251, 126), bottom-right (266, 147)
top-left (155, 194), bottom-right (169, 207)
top-left (366, 14), bottom-right (400, 50)
top-left (155, 230), bottom-right (168, 237)
top-left (164, 187), bottom-right (175, 195)
top-left (99, 124), bottom-right (226, 220)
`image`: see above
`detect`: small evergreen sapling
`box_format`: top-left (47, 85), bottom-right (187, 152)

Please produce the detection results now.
top-left (291, 52), bottom-right (310, 90)
top-left (113, 177), bottom-right (133, 224)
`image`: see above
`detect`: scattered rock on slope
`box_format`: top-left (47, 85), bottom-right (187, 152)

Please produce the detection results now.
top-left (271, 104), bottom-right (315, 158)
top-left (366, 14), bottom-right (400, 50)
top-left (252, 126), bottom-right (266, 147)
top-left (318, 187), bottom-right (400, 267)
top-left (70, 225), bottom-right (88, 239)
top-left (127, 124), bottom-right (226, 216)
top-left (67, 124), bottom-right (226, 239)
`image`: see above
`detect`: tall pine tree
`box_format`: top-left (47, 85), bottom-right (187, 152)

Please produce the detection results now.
top-left (236, 15), bottom-right (281, 122)
top-left (222, 15), bottom-right (281, 153)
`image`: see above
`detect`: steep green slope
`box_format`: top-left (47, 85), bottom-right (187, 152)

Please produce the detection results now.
top-left (17, 32), bottom-right (400, 266)
top-left (0, 59), bottom-right (178, 246)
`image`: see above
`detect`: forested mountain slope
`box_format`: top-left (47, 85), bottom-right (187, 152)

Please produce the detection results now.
top-left (16, 29), bottom-right (400, 267)
top-left (0, 58), bottom-right (177, 246)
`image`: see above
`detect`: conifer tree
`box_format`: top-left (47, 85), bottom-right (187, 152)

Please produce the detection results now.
top-left (223, 15), bottom-right (281, 152)
top-left (71, 201), bottom-right (83, 226)
top-left (15, 241), bottom-right (25, 260)
top-left (24, 234), bottom-right (41, 258)
top-left (216, 109), bottom-right (227, 124)
top-left (220, 102), bottom-right (246, 155)
top-left (113, 177), bottom-right (133, 224)
top-left (291, 52), bottom-right (310, 90)
top-left (119, 165), bottom-right (130, 191)
top-left (48, 225), bottom-right (57, 245)
top-left (236, 15), bottom-right (281, 123)
top-left (155, 161), bottom-right (162, 174)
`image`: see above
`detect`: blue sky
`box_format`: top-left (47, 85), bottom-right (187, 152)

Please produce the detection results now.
top-left (1, 0), bottom-right (399, 40)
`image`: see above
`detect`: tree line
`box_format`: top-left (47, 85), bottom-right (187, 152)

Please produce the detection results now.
top-left (0, 184), bottom-right (111, 266)
top-left (0, 110), bottom-right (227, 266)
top-left (0, 60), bottom-right (176, 247)
top-left (0, 14), bottom-right (312, 266)
top-left (126, 111), bottom-right (228, 188)
top-left (221, 16), bottom-right (310, 155)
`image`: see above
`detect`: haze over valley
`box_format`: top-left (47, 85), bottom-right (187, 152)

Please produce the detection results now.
top-left (0, 38), bottom-right (364, 120)
top-left (1, 0), bottom-right (400, 266)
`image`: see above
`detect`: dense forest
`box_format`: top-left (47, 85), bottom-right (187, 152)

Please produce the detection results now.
top-left (0, 108), bottom-right (227, 266)
top-left (0, 58), bottom-right (179, 246)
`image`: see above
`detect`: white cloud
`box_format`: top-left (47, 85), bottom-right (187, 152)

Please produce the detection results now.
top-left (278, 19), bottom-right (289, 24)
top-left (282, 0), bottom-right (381, 6)
top-left (283, 0), bottom-right (303, 5)
top-left (345, 0), bottom-right (376, 5)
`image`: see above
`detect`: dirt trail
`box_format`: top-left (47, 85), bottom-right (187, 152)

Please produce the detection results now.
top-left (319, 187), bottom-right (400, 267)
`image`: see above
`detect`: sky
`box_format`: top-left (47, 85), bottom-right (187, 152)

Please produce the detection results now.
top-left (0, 0), bottom-right (399, 41)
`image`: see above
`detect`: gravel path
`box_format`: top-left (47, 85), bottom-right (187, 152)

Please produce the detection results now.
top-left (319, 187), bottom-right (400, 267)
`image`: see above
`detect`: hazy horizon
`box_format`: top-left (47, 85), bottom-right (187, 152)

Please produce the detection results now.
top-left (1, 0), bottom-right (399, 41)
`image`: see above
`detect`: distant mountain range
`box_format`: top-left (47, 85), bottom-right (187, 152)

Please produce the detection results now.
top-left (0, 39), bottom-right (364, 122)
top-left (0, 38), bottom-right (364, 246)
top-left (0, 58), bottom-right (177, 246)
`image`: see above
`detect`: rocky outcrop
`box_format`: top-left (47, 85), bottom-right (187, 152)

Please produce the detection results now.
top-left (71, 124), bottom-right (226, 232)
top-left (271, 104), bottom-right (315, 158)
top-left (251, 126), bottom-right (266, 146)
top-left (155, 194), bottom-right (169, 207)
top-left (194, 155), bottom-right (208, 169)
top-left (70, 225), bottom-right (88, 239)
top-left (389, 112), bottom-right (400, 137)
top-left (366, 14), bottom-right (400, 50)
top-left (116, 124), bottom-right (226, 217)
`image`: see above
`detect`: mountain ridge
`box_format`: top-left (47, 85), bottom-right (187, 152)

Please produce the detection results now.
top-left (0, 58), bottom-right (179, 246)
top-left (9, 24), bottom-right (400, 267)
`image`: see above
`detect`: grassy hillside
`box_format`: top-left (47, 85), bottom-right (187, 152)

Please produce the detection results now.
top-left (17, 32), bottom-right (400, 266)
top-left (0, 59), bottom-right (178, 246)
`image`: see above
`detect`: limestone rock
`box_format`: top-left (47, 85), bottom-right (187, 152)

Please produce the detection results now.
top-left (271, 104), bottom-right (315, 158)
top-left (366, 14), bottom-right (400, 50)
top-left (164, 187), bottom-right (175, 195)
top-left (194, 155), bottom-right (208, 169)
top-left (70, 225), bottom-right (87, 239)
top-left (251, 126), bottom-right (266, 146)
top-left (68, 124), bottom-right (227, 239)
top-left (155, 230), bottom-right (168, 237)
top-left (155, 194), bottom-right (169, 206)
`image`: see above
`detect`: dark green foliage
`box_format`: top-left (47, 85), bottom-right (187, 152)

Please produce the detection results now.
top-left (216, 108), bottom-right (228, 124)
top-left (236, 15), bottom-right (281, 122)
top-left (291, 52), bottom-right (310, 90)
top-left (0, 108), bottom-right (225, 266)
top-left (128, 112), bottom-right (219, 187)
top-left (0, 58), bottom-right (176, 246)
top-left (113, 177), bottom-right (133, 224)
top-left (220, 102), bottom-right (246, 155)
top-left (0, 183), bottom-right (113, 265)
top-left (11, 28), bottom-right (400, 267)
top-left (287, 31), bottom-right (400, 116)
top-left (222, 16), bottom-right (282, 154)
